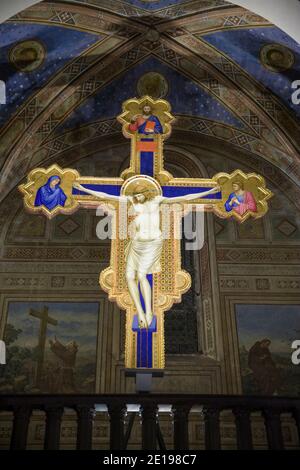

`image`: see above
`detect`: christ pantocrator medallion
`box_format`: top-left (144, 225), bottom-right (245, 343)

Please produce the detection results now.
top-left (19, 96), bottom-right (273, 369)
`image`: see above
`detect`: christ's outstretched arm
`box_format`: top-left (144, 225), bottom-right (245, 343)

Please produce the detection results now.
top-left (73, 182), bottom-right (127, 202)
top-left (160, 185), bottom-right (220, 204)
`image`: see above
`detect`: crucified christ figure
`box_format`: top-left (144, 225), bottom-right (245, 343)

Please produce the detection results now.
top-left (73, 182), bottom-right (219, 328)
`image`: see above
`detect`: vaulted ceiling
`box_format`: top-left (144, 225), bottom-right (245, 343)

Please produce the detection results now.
top-left (0, 0), bottom-right (300, 205)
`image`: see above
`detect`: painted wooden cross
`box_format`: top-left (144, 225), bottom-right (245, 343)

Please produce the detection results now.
top-left (29, 306), bottom-right (58, 384)
top-left (20, 96), bottom-right (272, 370)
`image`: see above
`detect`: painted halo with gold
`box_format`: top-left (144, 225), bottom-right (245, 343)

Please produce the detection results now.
top-left (121, 175), bottom-right (162, 197)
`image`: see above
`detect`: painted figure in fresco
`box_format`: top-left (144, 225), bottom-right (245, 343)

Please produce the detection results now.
top-left (73, 181), bottom-right (219, 328)
top-left (248, 338), bottom-right (281, 395)
top-left (49, 336), bottom-right (78, 393)
top-left (129, 104), bottom-right (163, 134)
top-left (35, 175), bottom-right (67, 210)
top-left (224, 181), bottom-right (257, 216)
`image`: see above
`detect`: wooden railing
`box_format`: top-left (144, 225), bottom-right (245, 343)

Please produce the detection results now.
top-left (0, 394), bottom-right (299, 450)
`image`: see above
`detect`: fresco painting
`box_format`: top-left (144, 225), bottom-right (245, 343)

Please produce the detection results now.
top-left (0, 301), bottom-right (99, 394)
top-left (236, 304), bottom-right (300, 396)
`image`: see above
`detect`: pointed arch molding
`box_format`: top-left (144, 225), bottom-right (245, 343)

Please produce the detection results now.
top-left (0, 1), bottom-right (300, 200)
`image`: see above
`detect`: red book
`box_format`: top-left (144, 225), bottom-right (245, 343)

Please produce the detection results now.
top-left (144, 120), bottom-right (155, 133)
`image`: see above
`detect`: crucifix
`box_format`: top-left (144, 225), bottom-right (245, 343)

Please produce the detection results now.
top-left (20, 96), bottom-right (272, 370)
top-left (29, 306), bottom-right (58, 385)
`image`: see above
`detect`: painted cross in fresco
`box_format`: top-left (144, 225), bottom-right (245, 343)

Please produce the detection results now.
top-left (29, 306), bottom-right (58, 385)
top-left (20, 96), bottom-right (273, 370)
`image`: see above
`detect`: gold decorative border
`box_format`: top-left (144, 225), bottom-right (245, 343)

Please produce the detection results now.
top-left (100, 208), bottom-right (192, 369)
top-left (118, 95), bottom-right (175, 185)
top-left (212, 169), bottom-right (273, 222)
top-left (18, 164), bottom-right (80, 219)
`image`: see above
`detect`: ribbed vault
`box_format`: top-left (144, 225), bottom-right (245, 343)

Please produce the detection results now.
top-left (0, 0), bottom-right (299, 203)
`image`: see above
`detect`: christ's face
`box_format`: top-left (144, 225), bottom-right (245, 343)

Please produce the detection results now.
top-left (143, 105), bottom-right (151, 115)
top-left (50, 178), bottom-right (60, 188)
top-left (261, 340), bottom-right (271, 349)
top-left (133, 193), bottom-right (146, 203)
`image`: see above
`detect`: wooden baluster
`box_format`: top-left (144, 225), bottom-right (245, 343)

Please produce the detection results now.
top-left (108, 403), bottom-right (126, 450)
top-left (233, 408), bottom-right (253, 450)
top-left (262, 409), bottom-right (284, 450)
top-left (76, 405), bottom-right (96, 450)
top-left (156, 421), bottom-right (167, 451)
top-left (141, 403), bottom-right (158, 451)
top-left (173, 405), bottom-right (190, 450)
top-left (124, 412), bottom-right (136, 449)
top-left (292, 408), bottom-right (300, 447)
top-left (44, 406), bottom-right (64, 450)
top-left (10, 405), bottom-right (31, 450)
top-left (202, 406), bottom-right (221, 450)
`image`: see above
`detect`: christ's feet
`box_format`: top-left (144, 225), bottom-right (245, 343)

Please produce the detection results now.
top-left (138, 313), bottom-right (147, 329)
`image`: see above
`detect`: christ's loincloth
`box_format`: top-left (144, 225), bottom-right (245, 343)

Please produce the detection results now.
top-left (125, 237), bottom-right (163, 275)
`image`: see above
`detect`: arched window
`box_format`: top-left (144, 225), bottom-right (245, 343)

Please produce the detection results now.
top-left (165, 215), bottom-right (200, 355)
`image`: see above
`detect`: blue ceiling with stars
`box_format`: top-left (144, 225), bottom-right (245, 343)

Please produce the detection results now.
top-left (56, 56), bottom-right (245, 135)
top-left (0, 0), bottom-right (299, 137)
top-left (204, 27), bottom-right (300, 118)
top-left (0, 22), bottom-right (100, 127)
